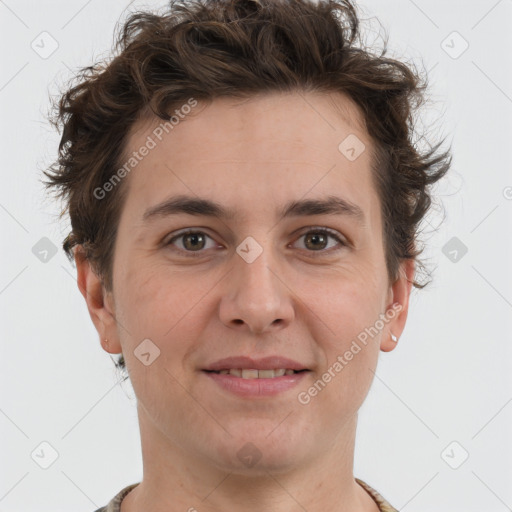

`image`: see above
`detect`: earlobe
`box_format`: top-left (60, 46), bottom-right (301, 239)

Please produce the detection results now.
top-left (380, 259), bottom-right (415, 353)
top-left (74, 246), bottom-right (122, 354)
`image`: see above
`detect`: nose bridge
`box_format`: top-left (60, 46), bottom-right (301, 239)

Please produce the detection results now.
top-left (238, 241), bottom-right (277, 297)
top-left (219, 234), bottom-right (294, 333)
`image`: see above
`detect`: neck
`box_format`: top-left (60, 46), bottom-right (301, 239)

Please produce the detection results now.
top-left (121, 404), bottom-right (380, 512)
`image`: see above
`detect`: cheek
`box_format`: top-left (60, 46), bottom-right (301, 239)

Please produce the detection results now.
top-left (115, 264), bottom-right (213, 375)
top-left (309, 275), bottom-right (383, 385)
top-left (310, 267), bottom-right (385, 329)
top-left (117, 261), bottom-right (193, 326)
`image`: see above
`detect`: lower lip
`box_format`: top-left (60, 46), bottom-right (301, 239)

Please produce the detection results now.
top-left (202, 370), bottom-right (309, 398)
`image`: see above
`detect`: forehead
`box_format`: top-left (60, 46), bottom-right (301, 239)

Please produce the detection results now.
top-left (131, 91), bottom-right (369, 157)
top-left (119, 91), bottom-right (380, 230)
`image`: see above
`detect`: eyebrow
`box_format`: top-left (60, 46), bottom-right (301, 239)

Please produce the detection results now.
top-left (142, 194), bottom-right (365, 224)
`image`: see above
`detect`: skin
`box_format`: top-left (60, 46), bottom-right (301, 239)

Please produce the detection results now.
top-left (76, 91), bottom-right (414, 512)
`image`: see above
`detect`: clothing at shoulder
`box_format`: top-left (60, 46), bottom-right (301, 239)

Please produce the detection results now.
top-left (356, 478), bottom-right (399, 512)
top-left (92, 483), bottom-right (139, 512)
top-left (93, 479), bottom-right (398, 512)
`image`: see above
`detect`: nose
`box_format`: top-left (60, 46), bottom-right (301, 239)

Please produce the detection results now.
top-left (218, 243), bottom-right (295, 334)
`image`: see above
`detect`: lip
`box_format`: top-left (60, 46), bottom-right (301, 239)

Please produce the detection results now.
top-left (203, 355), bottom-right (309, 372)
top-left (202, 370), bottom-right (309, 398)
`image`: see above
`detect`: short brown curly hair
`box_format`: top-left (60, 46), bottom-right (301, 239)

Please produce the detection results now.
top-left (44, 0), bottom-right (451, 373)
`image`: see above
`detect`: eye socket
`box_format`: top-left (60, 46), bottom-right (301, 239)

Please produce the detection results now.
top-left (164, 227), bottom-right (347, 257)
top-left (291, 227), bottom-right (347, 255)
top-left (166, 230), bottom-right (218, 256)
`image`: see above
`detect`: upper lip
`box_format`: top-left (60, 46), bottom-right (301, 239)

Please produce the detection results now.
top-left (203, 356), bottom-right (309, 372)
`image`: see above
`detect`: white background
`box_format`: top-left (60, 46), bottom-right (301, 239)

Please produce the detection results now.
top-left (0, 1), bottom-right (511, 511)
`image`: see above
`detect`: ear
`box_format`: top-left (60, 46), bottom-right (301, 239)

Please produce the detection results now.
top-left (74, 246), bottom-right (122, 355)
top-left (380, 258), bottom-right (415, 352)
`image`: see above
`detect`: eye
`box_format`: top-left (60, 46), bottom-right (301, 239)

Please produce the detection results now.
top-left (291, 227), bottom-right (347, 255)
top-left (165, 230), bottom-right (218, 256)
top-left (165, 227), bottom-right (347, 258)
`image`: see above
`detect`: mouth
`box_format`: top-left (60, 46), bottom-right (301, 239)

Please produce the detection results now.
top-left (201, 356), bottom-right (311, 397)
top-left (203, 368), bottom-right (309, 379)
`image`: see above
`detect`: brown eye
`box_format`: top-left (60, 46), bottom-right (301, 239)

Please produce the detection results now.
top-left (182, 232), bottom-right (206, 251)
top-left (293, 228), bottom-right (346, 254)
top-left (304, 232), bottom-right (329, 251)
top-left (166, 230), bottom-right (217, 255)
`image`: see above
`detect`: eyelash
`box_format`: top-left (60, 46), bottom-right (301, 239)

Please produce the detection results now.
top-left (164, 227), bottom-right (347, 258)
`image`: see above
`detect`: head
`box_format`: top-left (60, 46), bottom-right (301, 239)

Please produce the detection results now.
top-left (44, 0), bottom-right (450, 473)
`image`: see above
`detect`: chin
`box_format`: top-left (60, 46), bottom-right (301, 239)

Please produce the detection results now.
top-left (205, 426), bottom-right (308, 475)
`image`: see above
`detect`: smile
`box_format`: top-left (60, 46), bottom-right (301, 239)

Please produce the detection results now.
top-left (206, 368), bottom-right (306, 379)
top-left (202, 369), bottom-right (310, 398)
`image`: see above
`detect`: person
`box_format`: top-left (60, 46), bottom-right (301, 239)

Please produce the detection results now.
top-left (44, 0), bottom-right (451, 510)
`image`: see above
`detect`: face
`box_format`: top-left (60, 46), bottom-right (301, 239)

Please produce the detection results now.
top-left (79, 91), bottom-right (413, 474)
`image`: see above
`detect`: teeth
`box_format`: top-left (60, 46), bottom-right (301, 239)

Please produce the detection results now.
top-left (257, 369), bottom-right (276, 379)
top-left (240, 369), bottom-right (258, 379)
top-left (217, 369), bottom-right (297, 378)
